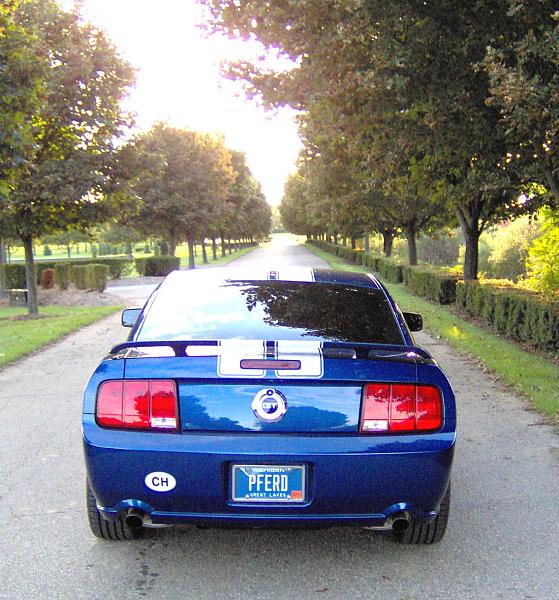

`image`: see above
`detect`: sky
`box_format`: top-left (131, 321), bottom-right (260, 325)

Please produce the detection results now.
top-left (65, 0), bottom-right (301, 206)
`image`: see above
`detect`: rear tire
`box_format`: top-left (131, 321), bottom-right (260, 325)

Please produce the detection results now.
top-left (394, 483), bottom-right (450, 545)
top-left (86, 481), bottom-right (144, 540)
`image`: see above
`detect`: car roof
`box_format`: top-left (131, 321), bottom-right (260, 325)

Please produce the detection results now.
top-left (161, 267), bottom-right (382, 290)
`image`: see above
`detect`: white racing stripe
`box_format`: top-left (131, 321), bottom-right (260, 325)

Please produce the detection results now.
top-left (276, 341), bottom-right (323, 378)
top-left (266, 268), bottom-right (315, 282)
top-left (217, 340), bottom-right (266, 377)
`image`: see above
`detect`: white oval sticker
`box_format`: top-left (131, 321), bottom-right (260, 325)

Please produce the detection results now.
top-left (144, 471), bottom-right (176, 492)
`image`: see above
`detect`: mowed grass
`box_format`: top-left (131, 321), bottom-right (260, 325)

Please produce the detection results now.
top-left (0, 305), bottom-right (121, 367)
top-left (307, 244), bottom-right (559, 422)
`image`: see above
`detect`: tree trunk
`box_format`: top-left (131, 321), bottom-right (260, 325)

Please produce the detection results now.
top-left (126, 241), bottom-right (132, 255)
top-left (333, 232), bottom-right (338, 245)
top-left (220, 232), bottom-right (226, 257)
top-left (67, 244), bottom-right (71, 259)
top-left (364, 233), bottom-right (370, 254)
top-left (187, 237), bottom-right (195, 269)
top-left (382, 230), bottom-right (395, 257)
top-left (228, 239), bottom-right (232, 255)
top-left (22, 234), bottom-right (38, 315)
top-left (463, 231), bottom-right (480, 280)
top-left (211, 237), bottom-right (217, 260)
top-left (342, 237), bottom-right (347, 246)
top-left (455, 205), bottom-right (481, 280)
top-left (405, 222), bottom-right (418, 266)
top-left (0, 237), bottom-right (7, 299)
top-left (169, 231), bottom-right (177, 257)
top-left (201, 239), bottom-right (208, 264)
top-left (351, 237), bottom-right (356, 250)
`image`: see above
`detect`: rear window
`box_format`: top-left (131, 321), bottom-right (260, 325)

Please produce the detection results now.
top-left (136, 281), bottom-right (404, 345)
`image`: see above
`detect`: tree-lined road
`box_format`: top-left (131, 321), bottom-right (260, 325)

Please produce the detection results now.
top-left (1, 238), bottom-right (558, 599)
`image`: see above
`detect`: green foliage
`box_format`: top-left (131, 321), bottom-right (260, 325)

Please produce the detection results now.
top-left (86, 264), bottom-right (109, 292)
top-left (484, 1), bottom-right (559, 205)
top-left (0, 0), bottom-right (135, 314)
top-left (123, 123), bottom-right (236, 258)
top-left (54, 262), bottom-right (71, 290)
top-left (485, 218), bottom-right (541, 281)
top-left (2, 263), bottom-right (27, 288)
top-left (71, 265), bottom-right (88, 290)
top-left (72, 264), bottom-right (109, 291)
top-left (526, 209), bottom-right (559, 293)
top-left (402, 266), bottom-right (460, 305)
top-left (417, 234), bottom-right (460, 267)
top-left (456, 280), bottom-right (559, 351)
top-left (135, 255), bottom-right (180, 277)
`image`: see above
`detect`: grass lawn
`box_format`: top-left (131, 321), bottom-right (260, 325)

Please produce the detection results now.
top-left (0, 305), bottom-right (121, 368)
top-left (307, 243), bottom-right (559, 422)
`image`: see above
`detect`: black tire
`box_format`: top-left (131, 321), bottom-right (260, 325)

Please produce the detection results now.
top-left (86, 481), bottom-right (144, 541)
top-left (394, 483), bottom-right (451, 545)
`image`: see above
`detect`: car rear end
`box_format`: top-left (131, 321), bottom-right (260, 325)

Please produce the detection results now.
top-left (83, 268), bottom-right (456, 542)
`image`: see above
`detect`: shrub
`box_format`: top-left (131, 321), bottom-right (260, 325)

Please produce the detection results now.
top-left (72, 264), bottom-right (109, 291)
top-left (135, 255), bottom-right (180, 277)
top-left (43, 244), bottom-right (53, 256)
top-left (72, 265), bottom-right (88, 290)
top-left (402, 266), bottom-right (459, 304)
top-left (91, 257), bottom-right (134, 279)
top-left (40, 268), bottom-right (55, 289)
top-left (86, 264), bottom-right (109, 292)
top-left (55, 263), bottom-right (72, 290)
top-left (456, 280), bottom-right (559, 351)
top-left (525, 209), bottom-right (559, 293)
top-left (376, 257), bottom-right (405, 283)
top-left (2, 264), bottom-right (28, 289)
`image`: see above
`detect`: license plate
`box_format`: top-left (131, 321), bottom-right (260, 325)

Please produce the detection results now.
top-left (231, 465), bottom-right (306, 503)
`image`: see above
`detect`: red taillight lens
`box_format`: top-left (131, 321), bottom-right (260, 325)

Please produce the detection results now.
top-left (360, 384), bottom-right (442, 433)
top-left (96, 380), bottom-right (178, 430)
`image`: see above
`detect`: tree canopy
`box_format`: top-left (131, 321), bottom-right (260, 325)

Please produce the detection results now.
top-left (202, 0), bottom-right (555, 278)
top-left (0, 0), bottom-right (134, 312)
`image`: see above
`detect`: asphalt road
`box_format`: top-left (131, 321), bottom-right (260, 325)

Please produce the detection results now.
top-left (1, 236), bottom-right (558, 600)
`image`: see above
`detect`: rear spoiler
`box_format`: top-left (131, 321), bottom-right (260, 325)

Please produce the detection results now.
top-left (107, 340), bottom-right (435, 364)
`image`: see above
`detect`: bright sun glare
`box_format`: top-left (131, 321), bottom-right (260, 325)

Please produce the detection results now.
top-left (63, 0), bottom-right (301, 206)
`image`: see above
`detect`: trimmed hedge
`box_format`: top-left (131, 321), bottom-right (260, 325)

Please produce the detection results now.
top-left (456, 280), bottom-right (559, 351)
top-left (307, 239), bottom-right (406, 283)
top-left (307, 238), bottom-right (558, 352)
top-left (135, 255), bottom-right (180, 277)
top-left (402, 265), bottom-right (459, 305)
top-left (2, 263), bottom-right (28, 288)
top-left (72, 264), bottom-right (109, 292)
top-left (55, 263), bottom-right (72, 290)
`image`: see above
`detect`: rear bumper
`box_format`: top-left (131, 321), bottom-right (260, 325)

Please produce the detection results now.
top-left (83, 416), bottom-right (455, 528)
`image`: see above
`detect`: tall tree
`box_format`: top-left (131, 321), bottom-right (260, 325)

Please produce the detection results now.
top-left (127, 123), bottom-right (235, 267)
top-left (1, 0), bottom-right (134, 313)
top-left (202, 0), bottom-right (544, 278)
top-left (484, 0), bottom-right (559, 204)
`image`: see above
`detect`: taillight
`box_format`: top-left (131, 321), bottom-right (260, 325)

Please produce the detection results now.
top-left (360, 383), bottom-right (442, 433)
top-left (96, 380), bottom-right (178, 430)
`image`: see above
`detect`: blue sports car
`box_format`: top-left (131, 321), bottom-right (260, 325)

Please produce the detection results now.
top-left (83, 267), bottom-right (456, 544)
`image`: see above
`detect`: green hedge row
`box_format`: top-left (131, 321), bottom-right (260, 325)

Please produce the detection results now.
top-left (2, 256), bottom-right (133, 288)
top-left (309, 239), bottom-right (458, 301)
top-left (402, 266), bottom-right (459, 305)
top-left (135, 255), bottom-right (180, 277)
top-left (308, 238), bottom-right (559, 351)
top-left (72, 264), bottom-right (109, 292)
top-left (456, 281), bottom-right (559, 351)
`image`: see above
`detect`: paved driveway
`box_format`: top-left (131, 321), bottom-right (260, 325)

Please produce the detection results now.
top-left (1, 238), bottom-right (558, 599)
